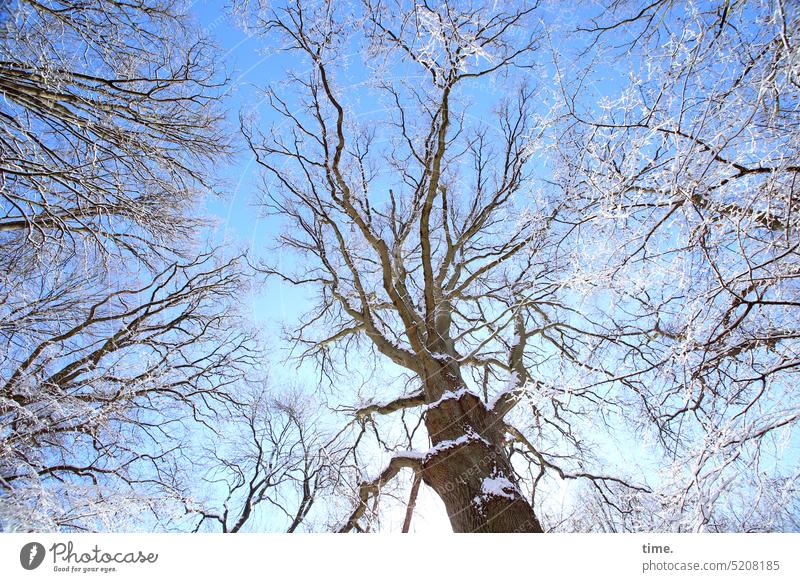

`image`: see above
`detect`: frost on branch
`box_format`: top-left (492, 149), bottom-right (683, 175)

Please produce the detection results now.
top-left (240, 0), bottom-right (799, 532)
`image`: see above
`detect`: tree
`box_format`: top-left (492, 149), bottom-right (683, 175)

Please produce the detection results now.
top-left (4, 0), bottom-right (797, 533)
top-left (0, 0), bottom-right (247, 531)
top-left (0, 254), bottom-right (257, 531)
top-left (0, 0), bottom-right (230, 267)
top-left (0, 0), bottom-right (350, 534)
top-left (553, 0), bottom-right (800, 530)
top-left (243, 0), bottom-right (799, 533)
top-left (187, 388), bottom-right (341, 533)
top-left (242, 0), bottom-right (627, 533)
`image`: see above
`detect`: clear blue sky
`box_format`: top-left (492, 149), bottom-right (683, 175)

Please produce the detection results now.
top-left (184, 1), bottom-right (800, 532)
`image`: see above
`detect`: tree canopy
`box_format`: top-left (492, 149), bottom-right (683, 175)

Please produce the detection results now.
top-left (1, 0), bottom-right (798, 533)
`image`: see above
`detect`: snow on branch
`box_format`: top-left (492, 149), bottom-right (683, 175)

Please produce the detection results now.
top-left (338, 426), bottom-right (495, 531)
top-left (337, 455), bottom-right (421, 533)
top-left (424, 387), bottom-right (484, 412)
top-left (393, 428), bottom-right (492, 464)
top-left (506, 424), bottom-right (650, 494)
top-left (354, 391), bottom-right (427, 419)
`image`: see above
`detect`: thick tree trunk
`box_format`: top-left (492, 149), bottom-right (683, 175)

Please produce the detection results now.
top-left (420, 371), bottom-right (543, 533)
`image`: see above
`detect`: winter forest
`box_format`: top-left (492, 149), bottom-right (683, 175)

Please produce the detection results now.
top-left (1, 0), bottom-right (799, 533)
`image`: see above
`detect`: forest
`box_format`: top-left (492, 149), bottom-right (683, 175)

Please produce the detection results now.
top-left (1, 0), bottom-right (798, 533)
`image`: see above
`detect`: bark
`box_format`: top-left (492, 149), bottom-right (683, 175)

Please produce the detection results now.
top-left (419, 366), bottom-right (543, 533)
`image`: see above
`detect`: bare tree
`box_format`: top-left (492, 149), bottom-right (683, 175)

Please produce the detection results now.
top-left (8, 0), bottom-right (793, 534)
top-left (239, 0), bottom-right (800, 533)
top-left (0, 254), bottom-right (257, 531)
top-left (239, 0), bottom-right (659, 533)
top-left (187, 388), bottom-right (338, 533)
top-left (0, 0), bottom-right (230, 267)
top-left (553, 0), bottom-right (800, 531)
top-left (0, 0), bottom-right (259, 531)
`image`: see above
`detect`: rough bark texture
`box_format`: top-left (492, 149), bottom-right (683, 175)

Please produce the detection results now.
top-left (420, 366), bottom-right (543, 533)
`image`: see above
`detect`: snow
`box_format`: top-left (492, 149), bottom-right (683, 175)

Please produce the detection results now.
top-left (391, 428), bottom-right (490, 462)
top-left (480, 475), bottom-right (520, 500)
top-left (429, 430), bottom-right (490, 454)
top-left (392, 450), bottom-right (427, 461)
top-left (472, 473), bottom-right (521, 513)
top-left (488, 386), bottom-right (517, 411)
top-left (359, 393), bottom-right (405, 409)
top-left (485, 371), bottom-right (528, 412)
top-left (472, 474), bottom-right (521, 512)
top-left (505, 370), bottom-right (521, 391)
top-left (424, 387), bottom-right (484, 411)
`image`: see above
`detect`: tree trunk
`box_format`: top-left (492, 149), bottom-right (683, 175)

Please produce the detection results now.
top-left (420, 370), bottom-right (543, 533)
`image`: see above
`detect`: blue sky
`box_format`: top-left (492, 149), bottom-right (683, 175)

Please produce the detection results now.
top-left (186, 0), bottom-right (628, 531)
top-left (180, 1), bottom-right (800, 532)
